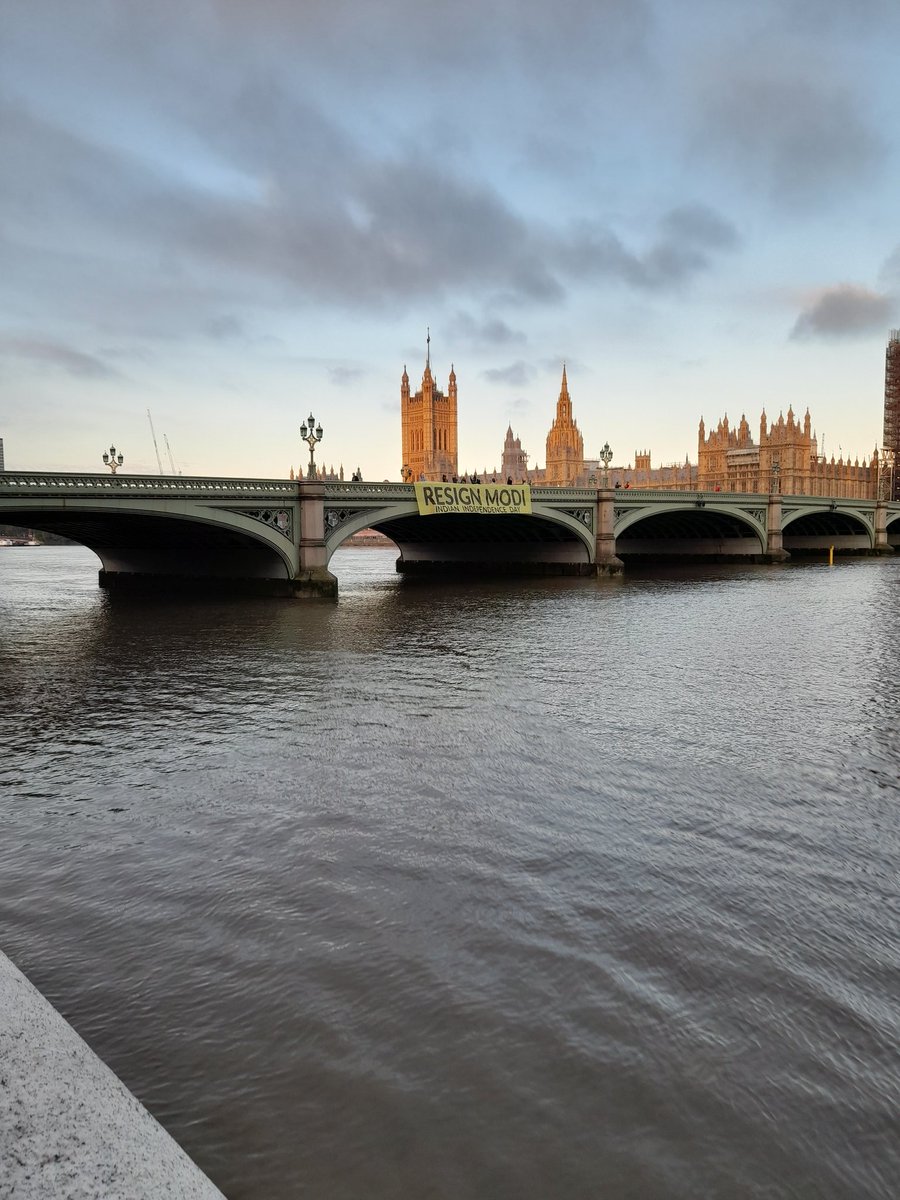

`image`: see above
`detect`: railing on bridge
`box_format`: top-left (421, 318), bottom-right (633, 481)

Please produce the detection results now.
top-left (324, 482), bottom-right (414, 501)
top-left (2, 474), bottom-right (894, 512)
top-left (0, 472), bottom-right (296, 499)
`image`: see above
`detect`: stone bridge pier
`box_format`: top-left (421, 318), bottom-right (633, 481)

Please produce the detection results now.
top-left (766, 492), bottom-right (790, 562)
top-left (874, 501), bottom-right (895, 554)
top-left (595, 489), bottom-right (624, 575)
top-left (296, 480), bottom-right (338, 598)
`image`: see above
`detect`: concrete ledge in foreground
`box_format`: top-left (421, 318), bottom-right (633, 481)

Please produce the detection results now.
top-left (0, 949), bottom-right (226, 1199)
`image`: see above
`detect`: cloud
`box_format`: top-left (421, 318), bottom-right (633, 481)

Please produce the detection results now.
top-left (0, 335), bottom-right (120, 378)
top-left (206, 0), bottom-right (653, 76)
top-left (562, 204), bottom-right (739, 289)
top-left (790, 285), bottom-right (895, 340)
top-left (482, 361), bottom-right (537, 387)
top-left (880, 245), bottom-right (900, 286)
top-left (1, 87), bottom-right (740, 341)
top-left (692, 57), bottom-right (882, 205)
top-left (204, 315), bottom-right (245, 340)
top-left (659, 205), bottom-right (739, 251)
top-left (448, 312), bottom-right (527, 347)
top-left (328, 365), bottom-right (365, 385)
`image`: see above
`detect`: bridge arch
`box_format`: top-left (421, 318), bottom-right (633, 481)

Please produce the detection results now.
top-left (324, 500), bottom-right (595, 571)
top-left (781, 505), bottom-right (874, 552)
top-left (614, 501), bottom-right (766, 559)
top-left (0, 501), bottom-right (297, 587)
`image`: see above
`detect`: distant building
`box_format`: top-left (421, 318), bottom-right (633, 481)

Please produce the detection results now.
top-left (402, 350), bottom-right (883, 498)
top-left (401, 333), bottom-right (458, 481)
top-left (289, 463), bottom-right (345, 482)
top-left (698, 409), bottom-right (877, 498)
top-left (883, 330), bottom-right (900, 500)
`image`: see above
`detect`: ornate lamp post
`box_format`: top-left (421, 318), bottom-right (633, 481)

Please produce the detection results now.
top-left (102, 445), bottom-right (124, 474)
top-left (300, 412), bottom-right (323, 480)
top-left (598, 442), bottom-right (613, 488)
top-left (770, 460), bottom-right (781, 494)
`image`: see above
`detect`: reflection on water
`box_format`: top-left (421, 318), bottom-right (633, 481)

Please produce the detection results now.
top-left (1, 547), bottom-right (899, 1199)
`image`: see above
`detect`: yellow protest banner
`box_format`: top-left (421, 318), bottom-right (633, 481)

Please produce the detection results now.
top-left (414, 481), bottom-right (532, 516)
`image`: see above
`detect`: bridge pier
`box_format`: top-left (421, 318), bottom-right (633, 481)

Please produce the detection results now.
top-left (594, 489), bottom-right (624, 575)
top-left (874, 501), bottom-right (895, 554)
top-left (295, 480), bottom-right (338, 598)
top-left (765, 493), bottom-right (790, 562)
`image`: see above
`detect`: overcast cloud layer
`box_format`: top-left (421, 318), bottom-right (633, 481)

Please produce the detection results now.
top-left (2, 0), bottom-right (899, 476)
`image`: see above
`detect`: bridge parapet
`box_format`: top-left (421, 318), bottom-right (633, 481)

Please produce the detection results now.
top-left (0, 472), bottom-right (296, 499)
top-left (324, 482), bottom-right (413, 502)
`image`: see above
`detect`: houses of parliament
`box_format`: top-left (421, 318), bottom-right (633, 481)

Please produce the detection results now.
top-left (397, 335), bottom-right (900, 501)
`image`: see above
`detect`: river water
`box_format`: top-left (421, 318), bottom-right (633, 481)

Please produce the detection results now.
top-left (0, 546), bottom-right (898, 1199)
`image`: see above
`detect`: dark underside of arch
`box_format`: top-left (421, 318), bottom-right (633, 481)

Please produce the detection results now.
top-left (3, 509), bottom-right (290, 590)
top-left (372, 512), bottom-right (591, 575)
top-left (782, 511), bottom-right (873, 556)
top-left (784, 513), bottom-right (870, 537)
top-left (616, 510), bottom-right (763, 561)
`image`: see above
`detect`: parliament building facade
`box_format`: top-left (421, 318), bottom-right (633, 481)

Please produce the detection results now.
top-left (398, 347), bottom-right (880, 499)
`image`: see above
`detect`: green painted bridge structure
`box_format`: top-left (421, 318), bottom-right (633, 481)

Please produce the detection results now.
top-left (1, 473), bottom-right (898, 598)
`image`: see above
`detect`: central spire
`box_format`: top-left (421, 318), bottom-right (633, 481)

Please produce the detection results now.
top-left (426, 326), bottom-right (431, 371)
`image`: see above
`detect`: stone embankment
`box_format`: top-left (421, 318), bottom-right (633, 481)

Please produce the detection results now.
top-left (0, 949), bottom-right (225, 1199)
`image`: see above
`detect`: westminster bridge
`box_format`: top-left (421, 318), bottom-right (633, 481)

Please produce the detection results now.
top-left (1, 472), bottom-right (898, 597)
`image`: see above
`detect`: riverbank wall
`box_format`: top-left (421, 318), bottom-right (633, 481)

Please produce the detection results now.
top-left (0, 949), bottom-right (225, 1199)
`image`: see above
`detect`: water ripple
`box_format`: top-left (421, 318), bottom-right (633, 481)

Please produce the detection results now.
top-left (2, 548), bottom-right (899, 1199)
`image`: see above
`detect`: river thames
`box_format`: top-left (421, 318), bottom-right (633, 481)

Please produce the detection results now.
top-left (1, 546), bottom-right (898, 1199)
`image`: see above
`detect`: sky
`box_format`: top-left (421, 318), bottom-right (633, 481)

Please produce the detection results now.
top-left (2, 0), bottom-right (900, 480)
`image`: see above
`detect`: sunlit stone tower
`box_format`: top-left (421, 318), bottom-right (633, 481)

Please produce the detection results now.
top-left (544, 365), bottom-right (584, 485)
top-left (883, 330), bottom-right (900, 501)
top-left (401, 332), bottom-right (458, 480)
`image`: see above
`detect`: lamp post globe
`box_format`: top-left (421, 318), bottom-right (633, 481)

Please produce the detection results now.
top-left (300, 413), bottom-right (323, 480)
top-left (598, 442), bottom-right (613, 488)
top-left (102, 445), bottom-right (124, 474)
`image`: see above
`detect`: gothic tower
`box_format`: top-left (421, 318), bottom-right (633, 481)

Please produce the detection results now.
top-left (545, 365), bottom-right (584, 485)
top-left (501, 425), bottom-right (529, 481)
top-left (401, 332), bottom-right (458, 480)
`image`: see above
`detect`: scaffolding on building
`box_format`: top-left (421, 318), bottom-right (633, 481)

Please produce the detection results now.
top-left (884, 330), bottom-right (900, 501)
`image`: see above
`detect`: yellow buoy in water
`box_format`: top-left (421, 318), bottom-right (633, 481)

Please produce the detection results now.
top-left (829, 545), bottom-right (834, 566)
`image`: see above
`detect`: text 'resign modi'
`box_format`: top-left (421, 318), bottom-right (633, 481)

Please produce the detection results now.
top-left (414, 481), bottom-right (532, 516)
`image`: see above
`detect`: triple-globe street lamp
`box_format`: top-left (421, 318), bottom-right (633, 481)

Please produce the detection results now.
top-left (598, 442), bottom-right (613, 488)
top-left (300, 413), bottom-right (323, 480)
top-left (102, 445), bottom-right (124, 474)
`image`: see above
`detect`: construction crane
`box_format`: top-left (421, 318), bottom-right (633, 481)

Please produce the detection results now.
top-left (146, 409), bottom-right (164, 475)
top-left (163, 433), bottom-right (178, 475)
